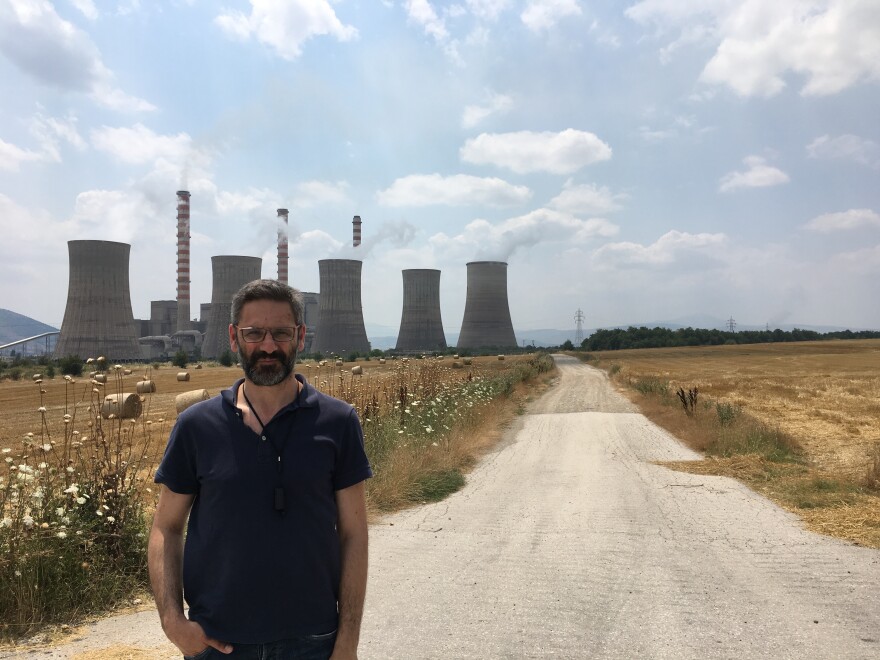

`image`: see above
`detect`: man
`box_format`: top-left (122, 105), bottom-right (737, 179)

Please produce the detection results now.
top-left (149, 279), bottom-right (372, 660)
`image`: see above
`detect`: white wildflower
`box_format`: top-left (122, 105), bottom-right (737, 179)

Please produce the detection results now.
top-left (96, 510), bottom-right (103, 516)
top-left (0, 517), bottom-right (11, 528)
top-left (56, 531), bottom-right (67, 539)
top-left (76, 497), bottom-right (86, 505)
top-left (63, 484), bottom-right (79, 495)
top-left (55, 507), bottom-right (65, 516)
top-left (39, 462), bottom-right (47, 469)
top-left (1, 448), bottom-right (10, 454)
top-left (38, 406), bottom-right (47, 413)
top-left (40, 522), bottom-right (49, 529)
top-left (106, 516), bottom-right (116, 523)
top-left (22, 515), bottom-right (34, 528)
top-left (66, 466), bottom-right (74, 473)
top-left (42, 444), bottom-right (51, 452)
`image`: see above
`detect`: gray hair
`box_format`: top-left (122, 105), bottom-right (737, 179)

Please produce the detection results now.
top-left (231, 279), bottom-right (304, 326)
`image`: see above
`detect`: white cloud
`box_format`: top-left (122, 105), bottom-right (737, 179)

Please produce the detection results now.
top-left (462, 91), bottom-right (513, 129)
top-left (215, 0), bottom-right (358, 60)
top-left (548, 181), bottom-right (624, 215)
top-left (377, 174), bottom-right (531, 207)
top-left (460, 129), bottom-right (612, 174)
top-left (521, 0), bottom-right (582, 33)
top-left (90, 124), bottom-right (193, 165)
top-left (431, 207), bottom-right (618, 261)
top-left (807, 134), bottom-right (879, 167)
top-left (805, 209), bottom-right (880, 233)
top-left (466, 0), bottom-right (510, 22)
top-left (69, 0), bottom-right (97, 20)
top-left (292, 180), bottom-right (351, 208)
top-left (0, 138), bottom-right (44, 171)
top-left (404, 0), bottom-right (448, 41)
top-left (0, 0), bottom-right (154, 111)
top-left (593, 230), bottom-right (727, 268)
top-left (627, 0), bottom-right (880, 97)
top-left (719, 155), bottom-right (789, 193)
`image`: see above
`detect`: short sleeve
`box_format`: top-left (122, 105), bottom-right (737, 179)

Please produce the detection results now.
top-left (332, 407), bottom-right (373, 491)
top-left (154, 414), bottom-right (200, 495)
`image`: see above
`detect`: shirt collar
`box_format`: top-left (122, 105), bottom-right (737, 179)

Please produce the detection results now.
top-left (221, 373), bottom-right (319, 412)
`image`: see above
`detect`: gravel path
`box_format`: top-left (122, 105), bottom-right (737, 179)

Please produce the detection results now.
top-left (4, 355), bottom-right (878, 659)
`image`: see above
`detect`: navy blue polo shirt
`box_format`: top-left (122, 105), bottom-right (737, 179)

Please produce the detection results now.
top-left (154, 374), bottom-right (372, 643)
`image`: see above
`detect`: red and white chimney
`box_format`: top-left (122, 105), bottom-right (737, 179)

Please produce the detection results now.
top-left (176, 190), bottom-right (191, 331)
top-left (352, 215), bottom-right (362, 248)
top-left (277, 208), bottom-right (289, 284)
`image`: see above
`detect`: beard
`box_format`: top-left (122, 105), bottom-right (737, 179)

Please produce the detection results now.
top-left (238, 345), bottom-right (297, 386)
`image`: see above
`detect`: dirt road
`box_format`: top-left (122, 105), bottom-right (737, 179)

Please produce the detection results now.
top-left (4, 356), bottom-right (878, 659)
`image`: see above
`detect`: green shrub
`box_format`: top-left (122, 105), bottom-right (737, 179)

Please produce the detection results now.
top-left (716, 402), bottom-right (740, 427)
top-left (218, 349), bottom-right (235, 367)
top-left (172, 350), bottom-right (188, 369)
top-left (58, 355), bottom-right (83, 377)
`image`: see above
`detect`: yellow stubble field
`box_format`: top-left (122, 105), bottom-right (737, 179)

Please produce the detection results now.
top-left (592, 339), bottom-right (880, 481)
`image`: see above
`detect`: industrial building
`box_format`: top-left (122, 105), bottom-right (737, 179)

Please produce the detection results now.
top-left (54, 240), bottom-right (141, 360)
top-left (457, 261), bottom-right (517, 349)
top-left (314, 259), bottom-right (370, 356)
top-left (202, 256), bottom-right (263, 359)
top-left (396, 269), bottom-right (447, 352)
top-left (47, 192), bottom-right (522, 364)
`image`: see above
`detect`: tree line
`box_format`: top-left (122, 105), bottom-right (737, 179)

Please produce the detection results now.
top-left (582, 327), bottom-right (880, 351)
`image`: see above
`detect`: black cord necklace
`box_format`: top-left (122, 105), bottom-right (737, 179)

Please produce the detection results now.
top-left (241, 384), bottom-right (286, 513)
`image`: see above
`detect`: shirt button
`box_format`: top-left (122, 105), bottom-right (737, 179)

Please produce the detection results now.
top-left (261, 435), bottom-right (267, 441)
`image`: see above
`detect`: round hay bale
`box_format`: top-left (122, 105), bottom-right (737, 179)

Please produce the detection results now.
top-left (351, 365), bottom-right (363, 375)
top-left (89, 371), bottom-right (97, 378)
top-left (379, 358), bottom-right (386, 364)
top-left (175, 389), bottom-right (209, 414)
top-left (454, 354), bottom-right (459, 359)
top-left (463, 357), bottom-right (473, 365)
top-left (335, 360), bottom-right (343, 367)
top-left (194, 364), bottom-right (203, 369)
top-left (94, 373), bottom-right (107, 383)
top-left (136, 380), bottom-right (156, 394)
top-left (452, 361), bottom-right (462, 369)
top-left (32, 373), bottom-right (42, 381)
top-left (101, 393), bottom-right (142, 420)
top-left (176, 372), bottom-right (190, 382)
top-left (123, 368), bottom-right (132, 375)
top-left (497, 354), bottom-right (505, 361)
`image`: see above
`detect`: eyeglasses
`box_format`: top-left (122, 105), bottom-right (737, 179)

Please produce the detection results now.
top-left (235, 325), bottom-right (300, 343)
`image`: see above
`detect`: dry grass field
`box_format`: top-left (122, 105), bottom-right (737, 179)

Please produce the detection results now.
top-left (0, 355), bottom-right (532, 468)
top-left (588, 339), bottom-right (880, 547)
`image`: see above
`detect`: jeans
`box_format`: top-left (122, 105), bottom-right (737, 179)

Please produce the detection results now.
top-left (183, 630), bottom-right (337, 660)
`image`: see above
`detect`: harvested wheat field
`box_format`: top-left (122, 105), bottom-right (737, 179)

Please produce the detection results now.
top-left (589, 339), bottom-right (880, 547)
top-left (0, 355), bottom-right (528, 468)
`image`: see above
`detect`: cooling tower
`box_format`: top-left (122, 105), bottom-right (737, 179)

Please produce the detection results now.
top-left (395, 269), bottom-right (447, 352)
top-left (277, 208), bottom-right (289, 284)
top-left (202, 256), bottom-right (262, 358)
top-left (54, 240), bottom-right (141, 360)
top-left (457, 261), bottom-right (517, 349)
top-left (314, 259), bottom-right (370, 356)
top-left (176, 191), bottom-right (191, 331)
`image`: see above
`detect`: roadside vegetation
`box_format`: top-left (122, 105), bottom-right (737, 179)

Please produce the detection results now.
top-left (572, 340), bottom-right (880, 548)
top-left (0, 352), bottom-right (554, 640)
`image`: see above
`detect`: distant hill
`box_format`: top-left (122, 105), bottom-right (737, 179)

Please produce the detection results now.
top-left (0, 309), bottom-right (58, 345)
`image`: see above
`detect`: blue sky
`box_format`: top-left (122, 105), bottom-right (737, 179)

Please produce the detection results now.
top-left (1, 0), bottom-right (878, 338)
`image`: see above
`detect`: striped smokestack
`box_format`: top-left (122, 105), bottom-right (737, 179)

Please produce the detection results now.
top-left (352, 215), bottom-right (362, 248)
top-left (176, 190), bottom-right (191, 331)
top-left (277, 208), bottom-right (289, 284)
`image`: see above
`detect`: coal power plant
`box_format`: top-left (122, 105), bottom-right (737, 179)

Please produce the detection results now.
top-left (457, 261), bottom-right (517, 349)
top-left (202, 256), bottom-right (263, 359)
top-left (43, 190), bottom-right (527, 363)
top-left (396, 269), bottom-right (447, 352)
top-left (314, 259), bottom-right (370, 356)
top-left (54, 240), bottom-right (141, 360)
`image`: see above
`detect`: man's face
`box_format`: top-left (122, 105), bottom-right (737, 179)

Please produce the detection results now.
top-left (229, 300), bottom-right (304, 387)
